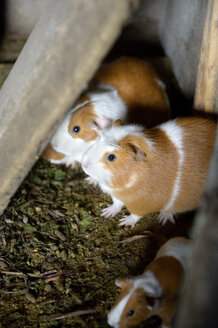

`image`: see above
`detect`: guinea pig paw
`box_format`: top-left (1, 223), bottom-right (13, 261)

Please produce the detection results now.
top-left (119, 214), bottom-right (141, 228)
top-left (85, 176), bottom-right (98, 187)
top-left (101, 205), bottom-right (120, 218)
top-left (63, 157), bottom-right (75, 168)
top-left (157, 211), bottom-right (175, 225)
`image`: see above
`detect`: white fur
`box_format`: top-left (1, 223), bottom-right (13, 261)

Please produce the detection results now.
top-left (87, 84), bottom-right (127, 122)
top-left (155, 237), bottom-right (192, 271)
top-left (125, 173), bottom-right (138, 189)
top-left (101, 124), bottom-right (145, 147)
top-left (101, 197), bottom-right (124, 218)
top-left (81, 141), bottom-right (116, 186)
top-left (50, 155), bottom-right (75, 167)
top-left (119, 214), bottom-right (141, 228)
top-left (160, 120), bottom-right (184, 211)
top-left (108, 291), bottom-right (131, 328)
top-left (157, 211), bottom-right (175, 225)
top-left (139, 270), bottom-right (162, 297)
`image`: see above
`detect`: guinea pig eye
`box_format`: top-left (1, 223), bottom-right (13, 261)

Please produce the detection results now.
top-left (127, 310), bottom-right (135, 317)
top-left (107, 154), bottom-right (116, 162)
top-left (72, 126), bottom-right (80, 133)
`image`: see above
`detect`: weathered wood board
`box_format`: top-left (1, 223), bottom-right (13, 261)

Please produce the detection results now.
top-left (0, 0), bottom-right (133, 214)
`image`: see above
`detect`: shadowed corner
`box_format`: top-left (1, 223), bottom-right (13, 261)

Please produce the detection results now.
top-left (0, 0), bottom-right (6, 46)
top-left (137, 314), bottom-right (162, 327)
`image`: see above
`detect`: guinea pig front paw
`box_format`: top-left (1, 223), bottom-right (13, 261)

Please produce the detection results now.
top-left (85, 176), bottom-right (98, 187)
top-left (101, 204), bottom-right (121, 218)
top-left (63, 156), bottom-right (76, 167)
top-left (157, 211), bottom-right (175, 225)
top-left (119, 214), bottom-right (141, 228)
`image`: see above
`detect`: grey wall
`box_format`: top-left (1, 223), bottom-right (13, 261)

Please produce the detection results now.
top-left (160, 0), bottom-right (208, 101)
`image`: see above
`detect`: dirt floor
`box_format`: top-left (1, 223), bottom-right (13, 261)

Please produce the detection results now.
top-left (0, 158), bottom-right (194, 328)
top-left (0, 38), bottom-right (194, 328)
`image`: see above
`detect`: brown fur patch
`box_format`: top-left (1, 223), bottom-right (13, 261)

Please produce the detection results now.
top-left (41, 143), bottom-right (65, 161)
top-left (68, 99), bottom-right (98, 142)
top-left (92, 56), bottom-right (169, 128)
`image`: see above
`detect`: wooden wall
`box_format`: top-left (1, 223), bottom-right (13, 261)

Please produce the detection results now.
top-left (160, 0), bottom-right (208, 102)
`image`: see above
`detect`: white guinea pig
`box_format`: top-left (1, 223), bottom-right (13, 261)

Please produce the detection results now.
top-left (107, 237), bottom-right (192, 328)
top-left (81, 117), bottom-right (216, 227)
top-left (42, 56), bottom-right (169, 166)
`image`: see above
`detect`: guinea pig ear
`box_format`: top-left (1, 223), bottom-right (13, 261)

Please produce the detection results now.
top-left (92, 116), bottom-right (112, 130)
top-left (113, 119), bottom-right (122, 127)
top-left (144, 294), bottom-right (161, 311)
top-left (143, 271), bottom-right (162, 300)
top-left (119, 135), bottom-right (147, 162)
top-left (115, 278), bottom-right (132, 289)
top-left (130, 144), bottom-right (146, 161)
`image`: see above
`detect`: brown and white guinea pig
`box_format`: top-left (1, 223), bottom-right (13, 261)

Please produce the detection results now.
top-left (107, 237), bottom-right (192, 328)
top-left (81, 117), bottom-right (216, 227)
top-left (41, 56), bottom-right (169, 166)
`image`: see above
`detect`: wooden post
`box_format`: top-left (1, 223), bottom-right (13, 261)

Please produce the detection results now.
top-left (194, 0), bottom-right (218, 113)
top-left (0, 0), bottom-right (132, 214)
top-left (175, 1), bottom-right (218, 327)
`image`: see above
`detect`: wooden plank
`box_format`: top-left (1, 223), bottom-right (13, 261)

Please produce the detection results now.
top-left (175, 131), bottom-right (218, 328)
top-left (160, 0), bottom-right (208, 101)
top-left (0, 0), bottom-right (132, 214)
top-left (194, 0), bottom-right (218, 113)
top-left (175, 3), bottom-right (218, 327)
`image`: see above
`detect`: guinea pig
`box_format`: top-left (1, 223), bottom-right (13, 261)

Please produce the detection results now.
top-left (107, 237), bottom-right (192, 328)
top-left (41, 143), bottom-right (75, 166)
top-left (81, 117), bottom-right (216, 227)
top-left (42, 56), bottom-right (169, 166)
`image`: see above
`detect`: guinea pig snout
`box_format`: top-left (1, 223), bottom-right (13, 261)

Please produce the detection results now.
top-left (107, 316), bottom-right (119, 328)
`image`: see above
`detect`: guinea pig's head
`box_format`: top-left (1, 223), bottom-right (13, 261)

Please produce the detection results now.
top-left (50, 87), bottom-right (126, 163)
top-left (107, 271), bottom-right (162, 328)
top-left (81, 124), bottom-right (153, 189)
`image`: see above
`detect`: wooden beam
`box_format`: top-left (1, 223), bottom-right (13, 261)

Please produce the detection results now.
top-left (194, 0), bottom-right (218, 113)
top-left (0, 0), bottom-right (132, 214)
top-left (175, 2), bottom-right (218, 326)
top-left (175, 131), bottom-right (218, 328)
top-left (160, 0), bottom-right (208, 101)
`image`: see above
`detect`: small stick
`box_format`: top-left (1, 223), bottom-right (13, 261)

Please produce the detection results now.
top-left (40, 308), bottom-right (98, 321)
top-left (119, 231), bottom-right (153, 244)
